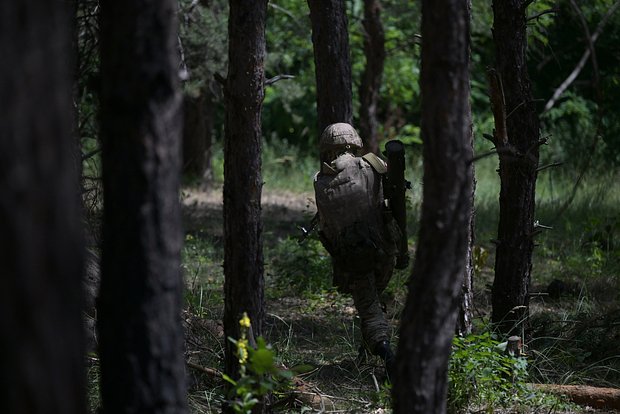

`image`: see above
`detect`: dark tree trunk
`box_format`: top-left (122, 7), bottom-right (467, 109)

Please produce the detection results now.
top-left (0, 1), bottom-right (86, 413)
top-left (457, 0), bottom-right (475, 338)
top-left (393, 0), bottom-right (472, 412)
top-left (223, 0), bottom-right (268, 381)
top-left (183, 92), bottom-right (214, 184)
top-left (307, 0), bottom-right (353, 135)
top-left (359, 0), bottom-right (386, 154)
top-left (97, 0), bottom-right (188, 412)
top-left (457, 187), bottom-right (475, 337)
top-left (490, 0), bottom-right (540, 337)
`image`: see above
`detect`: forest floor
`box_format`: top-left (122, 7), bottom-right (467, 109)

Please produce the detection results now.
top-left (178, 184), bottom-right (620, 414)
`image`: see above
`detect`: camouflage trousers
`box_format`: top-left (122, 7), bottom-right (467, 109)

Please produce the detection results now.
top-left (333, 253), bottom-right (395, 349)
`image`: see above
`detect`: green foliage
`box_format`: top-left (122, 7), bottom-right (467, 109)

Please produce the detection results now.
top-left (448, 333), bottom-right (528, 413)
top-left (264, 1), bottom-right (317, 150)
top-left (266, 237), bottom-right (332, 296)
top-left (541, 92), bottom-right (599, 165)
top-left (182, 232), bottom-right (224, 317)
top-left (262, 137), bottom-right (318, 193)
top-left (178, 0), bottom-right (228, 96)
top-left (224, 315), bottom-right (294, 413)
top-left (448, 333), bottom-right (573, 414)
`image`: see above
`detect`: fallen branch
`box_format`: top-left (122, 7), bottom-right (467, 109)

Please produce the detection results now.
top-left (187, 361), bottom-right (222, 378)
top-left (533, 383), bottom-right (620, 410)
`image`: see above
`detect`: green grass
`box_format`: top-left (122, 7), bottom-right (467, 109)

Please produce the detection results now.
top-left (85, 144), bottom-right (620, 413)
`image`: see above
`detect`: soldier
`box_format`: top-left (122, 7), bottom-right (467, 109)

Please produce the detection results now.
top-left (313, 123), bottom-right (408, 378)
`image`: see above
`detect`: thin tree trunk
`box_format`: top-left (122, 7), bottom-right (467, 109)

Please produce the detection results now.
top-left (457, 0), bottom-right (475, 338)
top-left (359, 0), bottom-right (386, 154)
top-left (97, 0), bottom-right (188, 412)
top-left (223, 0), bottom-right (268, 382)
top-left (307, 0), bottom-right (353, 135)
top-left (183, 93), bottom-right (210, 179)
top-left (0, 1), bottom-right (86, 413)
top-left (393, 0), bottom-right (472, 412)
top-left (490, 0), bottom-right (541, 337)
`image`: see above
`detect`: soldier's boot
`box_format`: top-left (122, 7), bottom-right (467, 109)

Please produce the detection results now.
top-left (373, 340), bottom-right (395, 381)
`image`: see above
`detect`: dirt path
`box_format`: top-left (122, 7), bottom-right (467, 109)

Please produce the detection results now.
top-left (182, 185), bottom-right (316, 241)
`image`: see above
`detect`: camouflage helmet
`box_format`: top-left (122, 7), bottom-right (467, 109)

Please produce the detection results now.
top-left (319, 123), bottom-right (363, 152)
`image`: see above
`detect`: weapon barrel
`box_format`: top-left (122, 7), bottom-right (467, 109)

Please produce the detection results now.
top-left (385, 140), bottom-right (408, 262)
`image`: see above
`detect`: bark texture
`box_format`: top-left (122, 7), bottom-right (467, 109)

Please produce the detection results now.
top-left (223, 0), bottom-right (268, 379)
top-left (182, 92), bottom-right (214, 184)
top-left (359, 0), bottom-right (386, 154)
top-left (307, 0), bottom-right (353, 135)
top-left (490, 0), bottom-right (540, 337)
top-left (393, 0), bottom-right (472, 412)
top-left (97, 0), bottom-right (188, 412)
top-left (457, 0), bottom-right (475, 338)
top-left (0, 2), bottom-right (86, 413)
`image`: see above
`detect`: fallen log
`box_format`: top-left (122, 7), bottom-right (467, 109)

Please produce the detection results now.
top-left (533, 383), bottom-right (620, 410)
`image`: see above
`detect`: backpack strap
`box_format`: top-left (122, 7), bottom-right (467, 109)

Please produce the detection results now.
top-left (362, 152), bottom-right (388, 174)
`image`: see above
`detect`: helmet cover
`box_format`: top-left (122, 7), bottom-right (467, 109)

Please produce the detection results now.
top-left (319, 123), bottom-right (363, 152)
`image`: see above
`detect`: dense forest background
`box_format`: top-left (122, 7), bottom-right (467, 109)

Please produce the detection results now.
top-left (5, 0), bottom-right (620, 413)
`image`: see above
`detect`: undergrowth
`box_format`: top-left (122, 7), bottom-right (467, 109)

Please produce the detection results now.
top-left (85, 147), bottom-right (620, 413)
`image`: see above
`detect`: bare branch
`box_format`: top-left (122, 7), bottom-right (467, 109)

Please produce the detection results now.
top-left (482, 133), bottom-right (496, 146)
top-left (536, 161), bottom-right (563, 172)
top-left (82, 148), bottom-right (102, 161)
top-left (487, 67), bottom-right (508, 146)
top-left (569, 0), bottom-right (601, 100)
top-left (265, 74), bottom-right (295, 86)
top-left (544, 0), bottom-right (620, 112)
top-left (469, 149), bottom-right (498, 164)
top-left (213, 72), bottom-right (226, 85)
top-left (527, 8), bottom-right (558, 21)
top-left (506, 98), bottom-right (545, 120)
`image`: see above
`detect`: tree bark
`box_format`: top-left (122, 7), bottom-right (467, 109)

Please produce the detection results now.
top-left (223, 0), bottom-right (268, 381)
top-left (97, 0), bottom-right (188, 412)
top-left (359, 0), bottom-right (386, 154)
top-left (0, 1), bottom-right (86, 413)
top-left (182, 92), bottom-right (214, 184)
top-left (457, 0), bottom-right (475, 338)
top-left (490, 0), bottom-right (541, 337)
top-left (307, 0), bottom-right (353, 135)
top-left (393, 0), bottom-right (472, 412)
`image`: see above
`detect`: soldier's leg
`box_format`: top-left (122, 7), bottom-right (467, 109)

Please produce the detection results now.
top-left (374, 253), bottom-right (395, 294)
top-left (351, 271), bottom-right (395, 380)
top-left (350, 273), bottom-right (389, 349)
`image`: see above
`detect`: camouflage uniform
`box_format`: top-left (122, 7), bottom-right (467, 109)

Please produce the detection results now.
top-left (313, 123), bottom-right (400, 355)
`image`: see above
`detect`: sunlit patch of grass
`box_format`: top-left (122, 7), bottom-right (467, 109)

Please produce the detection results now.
top-left (262, 138), bottom-right (318, 193)
top-left (265, 237), bottom-right (332, 297)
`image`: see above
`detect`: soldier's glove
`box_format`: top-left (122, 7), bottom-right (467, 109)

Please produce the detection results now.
top-left (395, 253), bottom-right (409, 270)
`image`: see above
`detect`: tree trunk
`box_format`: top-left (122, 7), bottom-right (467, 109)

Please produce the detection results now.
top-left (457, 196), bottom-right (475, 337)
top-left (393, 0), bottom-right (472, 412)
top-left (307, 0), bottom-right (353, 135)
top-left (0, 1), bottom-right (86, 413)
top-left (183, 92), bottom-right (214, 184)
top-left (183, 93), bottom-right (207, 177)
top-left (359, 0), bottom-right (386, 154)
top-left (490, 0), bottom-right (540, 337)
top-left (223, 0), bottom-right (268, 381)
top-left (457, 0), bottom-right (475, 338)
top-left (97, 0), bottom-right (188, 412)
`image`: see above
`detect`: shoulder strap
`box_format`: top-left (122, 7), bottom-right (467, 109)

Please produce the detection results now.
top-left (362, 152), bottom-right (388, 174)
